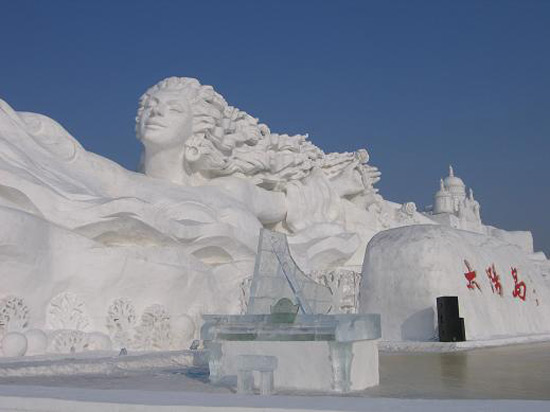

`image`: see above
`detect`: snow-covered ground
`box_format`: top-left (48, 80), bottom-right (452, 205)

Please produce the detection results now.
top-left (0, 387), bottom-right (548, 412)
top-left (0, 349), bottom-right (206, 378)
top-left (0, 342), bottom-right (548, 411)
top-left (379, 332), bottom-right (550, 352)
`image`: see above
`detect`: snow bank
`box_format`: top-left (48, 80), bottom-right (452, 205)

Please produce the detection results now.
top-left (0, 349), bottom-right (203, 377)
top-left (359, 225), bottom-right (550, 341)
top-left (379, 333), bottom-right (550, 352)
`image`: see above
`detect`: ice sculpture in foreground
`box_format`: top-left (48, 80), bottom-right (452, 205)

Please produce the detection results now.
top-left (201, 231), bottom-right (381, 393)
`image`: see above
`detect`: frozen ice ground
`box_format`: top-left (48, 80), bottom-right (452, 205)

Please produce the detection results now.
top-left (368, 341), bottom-right (550, 399)
top-left (0, 342), bottom-right (549, 411)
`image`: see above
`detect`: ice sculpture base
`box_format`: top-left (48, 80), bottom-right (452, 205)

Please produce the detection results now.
top-left (202, 314), bottom-right (381, 393)
top-left (209, 339), bottom-right (379, 392)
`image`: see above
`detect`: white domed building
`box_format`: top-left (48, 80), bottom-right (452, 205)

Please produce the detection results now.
top-left (433, 178), bottom-right (453, 215)
top-left (427, 166), bottom-right (483, 234)
top-left (425, 165), bottom-right (535, 254)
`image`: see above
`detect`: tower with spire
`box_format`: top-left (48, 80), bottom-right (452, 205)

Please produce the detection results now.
top-left (428, 165), bottom-right (483, 233)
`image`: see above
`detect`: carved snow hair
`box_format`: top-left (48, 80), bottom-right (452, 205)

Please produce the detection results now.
top-left (0, 296), bottom-right (29, 335)
top-left (134, 304), bottom-right (172, 350)
top-left (106, 298), bottom-right (137, 349)
top-left (136, 77), bottom-right (381, 208)
top-left (46, 292), bottom-right (90, 331)
top-left (136, 76), bottom-right (227, 138)
top-left (48, 329), bottom-right (89, 354)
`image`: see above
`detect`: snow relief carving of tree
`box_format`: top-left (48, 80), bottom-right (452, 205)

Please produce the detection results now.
top-left (46, 292), bottom-right (90, 331)
top-left (106, 298), bottom-right (136, 348)
top-left (0, 296), bottom-right (29, 335)
top-left (312, 269), bottom-right (361, 314)
top-left (134, 304), bottom-right (172, 350)
top-left (48, 329), bottom-right (89, 353)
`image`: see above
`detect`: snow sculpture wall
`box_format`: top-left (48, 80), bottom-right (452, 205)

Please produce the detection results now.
top-left (0, 95), bottom-right (264, 355)
top-left (1, 75), bottom-right (549, 355)
top-left (0, 75), bottom-right (434, 356)
top-left (359, 225), bottom-right (550, 341)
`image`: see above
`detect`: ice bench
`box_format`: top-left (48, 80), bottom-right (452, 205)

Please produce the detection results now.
top-left (236, 354), bottom-right (278, 395)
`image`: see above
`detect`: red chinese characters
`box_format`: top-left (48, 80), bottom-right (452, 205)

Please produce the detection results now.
top-left (464, 260), bottom-right (481, 291)
top-left (511, 267), bottom-right (527, 301)
top-left (485, 264), bottom-right (503, 296)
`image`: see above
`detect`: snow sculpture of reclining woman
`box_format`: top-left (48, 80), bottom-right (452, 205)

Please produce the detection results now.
top-left (135, 77), bottom-right (431, 270)
top-left (136, 77), bottom-right (387, 231)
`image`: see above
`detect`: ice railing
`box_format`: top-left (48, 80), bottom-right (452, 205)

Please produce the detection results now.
top-left (201, 313), bottom-right (381, 342)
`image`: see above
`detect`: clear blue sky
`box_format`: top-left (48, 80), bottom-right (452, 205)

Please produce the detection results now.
top-left (1, 0), bottom-right (549, 255)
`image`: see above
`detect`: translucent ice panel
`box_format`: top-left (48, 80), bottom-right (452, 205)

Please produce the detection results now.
top-left (247, 229), bottom-right (333, 315)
